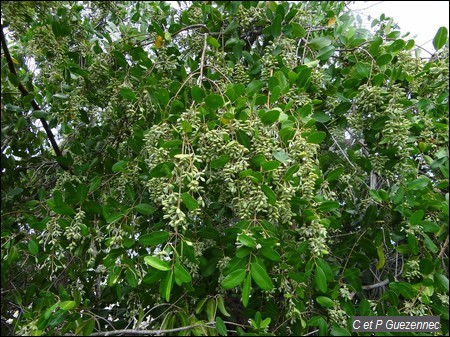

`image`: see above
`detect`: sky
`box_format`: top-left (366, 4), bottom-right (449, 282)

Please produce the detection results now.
top-left (349, 1), bottom-right (449, 53)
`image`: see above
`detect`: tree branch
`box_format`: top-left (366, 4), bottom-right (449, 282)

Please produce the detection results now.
top-left (362, 278), bottom-right (389, 290)
top-left (86, 322), bottom-right (215, 336)
top-left (1, 25), bottom-right (69, 171)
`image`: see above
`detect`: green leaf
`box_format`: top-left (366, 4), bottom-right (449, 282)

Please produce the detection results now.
top-left (211, 155), bottom-right (231, 169)
top-left (407, 234), bottom-right (419, 255)
top-left (59, 300), bottom-right (76, 311)
top-left (316, 258), bottom-right (333, 282)
top-left (307, 131), bottom-right (326, 144)
top-left (271, 14), bottom-right (282, 37)
top-left (82, 318), bottom-right (95, 336)
top-left (316, 296), bottom-right (334, 307)
top-left (376, 246), bottom-right (385, 270)
top-left (355, 62), bottom-right (370, 78)
top-left (260, 246), bottom-right (281, 261)
top-left (182, 120), bottom-right (193, 133)
top-left (317, 45), bottom-right (335, 60)
top-left (135, 203), bottom-right (155, 216)
top-left (32, 110), bottom-right (48, 119)
top-left (318, 201), bottom-right (339, 212)
top-left (224, 20), bottom-right (239, 34)
top-left (150, 163), bottom-right (173, 178)
top-left (207, 36), bottom-right (220, 48)
top-left (119, 88), bottom-right (136, 101)
top-left (241, 274), bottom-right (252, 307)
top-left (435, 273), bottom-right (449, 292)
top-left (312, 112), bottom-right (330, 123)
top-left (174, 262), bottom-right (192, 283)
top-left (279, 127), bottom-right (296, 142)
top-left (419, 259), bottom-right (434, 275)
top-left (273, 150), bottom-right (289, 164)
top-left (191, 86), bottom-right (205, 103)
top-left (222, 269), bottom-right (246, 290)
top-left (261, 160), bottom-right (280, 171)
top-left (433, 26), bottom-right (448, 50)
top-left (251, 263), bottom-right (273, 291)
top-left (217, 295), bottom-right (231, 317)
top-left (261, 109), bottom-right (280, 125)
top-left (216, 317), bottom-right (227, 336)
top-left (309, 37), bottom-right (331, 50)
top-left (160, 271), bottom-right (174, 302)
top-left (326, 167), bottom-right (344, 182)
top-left (143, 269), bottom-right (166, 285)
top-left (387, 39), bottom-right (406, 53)
top-left (285, 164), bottom-right (299, 181)
top-left (376, 53), bottom-right (393, 66)
top-left (28, 239), bottom-right (39, 255)
top-left (126, 268), bottom-right (138, 288)
top-left (112, 160), bottom-right (128, 173)
top-left (246, 80), bottom-right (264, 95)
top-left (181, 192), bottom-right (199, 211)
top-left (389, 282), bottom-right (415, 300)
top-left (314, 265), bottom-right (327, 293)
top-left (261, 185), bottom-right (277, 205)
top-left (235, 130), bottom-right (250, 149)
top-left (291, 22), bottom-right (306, 38)
top-left (410, 210), bottom-right (424, 226)
top-left (205, 94), bottom-right (224, 110)
top-left (407, 176), bottom-right (430, 190)
top-left (330, 325), bottom-right (351, 336)
top-left (53, 93), bottom-right (69, 100)
top-left (139, 231), bottom-right (170, 246)
top-left (144, 256), bottom-right (171, 271)
top-left (162, 139), bottom-right (182, 148)
top-left (48, 310), bottom-right (68, 328)
top-left (238, 234), bottom-right (256, 248)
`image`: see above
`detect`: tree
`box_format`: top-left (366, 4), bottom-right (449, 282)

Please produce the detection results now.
top-left (1, 1), bottom-right (448, 336)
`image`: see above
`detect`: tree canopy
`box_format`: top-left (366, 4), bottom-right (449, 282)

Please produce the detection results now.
top-left (1, 1), bottom-right (449, 336)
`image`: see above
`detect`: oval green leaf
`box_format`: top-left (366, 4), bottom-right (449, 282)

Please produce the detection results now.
top-left (314, 265), bottom-right (327, 293)
top-left (260, 246), bottom-right (280, 262)
top-left (261, 160), bottom-right (280, 171)
top-left (211, 155), bottom-right (231, 169)
top-left (376, 53), bottom-right (393, 66)
top-left (261, 109), bottom-right (280, 125)
top-left (222, 268), bottom-right (246, 290)
top-left (28, 239), bottom-right (39, 255)
top-left (59, 300), bottom-right (76, 311)
top-left (307, 131), bottom-right (326, 144)
top-left (205, 94), bottom-right (224, 110)
top-left (242, 273), bottom-right (252, 308)
top-left (174, 262), bottom-right (192, 283)
top-left (326, 167), bottom-right (344, 182)
top-left (112, 160), bottom-right (128, 173)
top-left (126, 268), bottom-right (138, 288)
top-left (238, 234), bottom-right (256, 248)
top-left (139, 231), bottom-right (170, 246)
top-left (316, 296), bottom-right (334, 307)
top-left (135, 203), bottom-right (155, 216)
top-left (216, 316), bottom-right (227, 336)
top-left (251, 263), bottom-right (273, 291)
top-left (181, 192), bottom-right (199, 211)
top-left (119, 88), bottom-right (136, 101)
top-left (261, 185), bottom-right (277, 205)
top-left (144, 256), bottom-right (171, 271)
top-left (433, 26), bottom-right (448, 50)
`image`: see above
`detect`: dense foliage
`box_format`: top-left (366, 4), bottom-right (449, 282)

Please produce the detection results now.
top-left (1, 1), bottom-right (449, 336)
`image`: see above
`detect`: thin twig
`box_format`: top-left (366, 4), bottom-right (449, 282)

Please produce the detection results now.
top-left (197, 33), bottom-right (208, 86)
top-left (86, 322), bottom-right (216, 336)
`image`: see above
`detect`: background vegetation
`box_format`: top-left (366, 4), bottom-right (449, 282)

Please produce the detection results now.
top-left (1, 1), bottom-right (448, 335)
